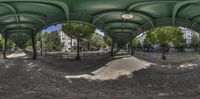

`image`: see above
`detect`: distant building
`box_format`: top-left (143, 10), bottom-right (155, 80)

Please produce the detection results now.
top-left (180, 27), bottom-right (199, 45)
top-left (58, 31), bottom-right (108, 52)
top-left (58, 31), bottom-right (77, 52)
top-left (136, 27), bottom-right (199, 46)
top-left (136, 33), bottom-right (146, 46)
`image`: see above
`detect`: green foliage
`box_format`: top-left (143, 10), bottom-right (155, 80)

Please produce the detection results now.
top-left (103, 34), bottom-right (112, 46)
top-left (62, 23), bottom-right (95, 60)
top-left (143, 37), bottom-right (151, 49)
top-left (132, 38), bottom-right (138, 48)
top-left (144, 27), bottom-right (185, 59)
top-left (190, 33), bottom-right (199, 51)
top-left (0, 35), bottom-right (3, 49)
top-left (36, 33), bottom-right (41, 41)
top-left (25, 33), bottom-right (42, 49)
top-left (150, 27), bottom-right (170, 46)
top-left (170, 27), bottom-right (185, 48)
top-left (145, 29), bottom-right (156, 45)
top-left (62, 23), bottom-right (95, 39)
top-left (145, 27), bottom-right (185, 48)
top-left (90, 33), bottom-right (105, 50)
top-left (25, 39), bottom-right (32, 49)
top-left (132, 38), bottom-right (142, 48)
top-left (77, 32), bottom-right (105, 51)
top-left (43, 31), bottom-right (64, 51)
top-left (7, 40), bottom-right (15, 49)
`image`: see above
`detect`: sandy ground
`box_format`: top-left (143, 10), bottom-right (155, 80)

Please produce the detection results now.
top-left (64, 56), bottom-right (152, 80)
top-left (1, 52), bottom-right (200, 99)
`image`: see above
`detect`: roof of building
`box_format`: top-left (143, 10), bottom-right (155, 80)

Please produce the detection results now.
top-left (1, 0), bottom-right (200, 47)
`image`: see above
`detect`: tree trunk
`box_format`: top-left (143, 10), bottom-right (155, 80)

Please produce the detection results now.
top-left (15, 44), bottom-right (17, 51)
top-left (162, 44), bottom-right (166, 60)
top-left (71, 37), bottom-right (72, 52)
top-left (76, 38), bottom-right (80, 60)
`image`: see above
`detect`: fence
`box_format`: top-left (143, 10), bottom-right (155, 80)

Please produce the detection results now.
top-left (38, 50), bottom-right (110, 59)
top-left (134, 50), bottom-right (200, 58)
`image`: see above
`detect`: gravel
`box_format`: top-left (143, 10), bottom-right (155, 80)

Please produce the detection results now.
top-left (0, 52), bottom-right (200, 99)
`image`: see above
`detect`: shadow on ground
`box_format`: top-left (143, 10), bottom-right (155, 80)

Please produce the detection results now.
top-left (37, 52), bottom-right (133, 75)
top-left (1, 52), bottom-right (200, 99)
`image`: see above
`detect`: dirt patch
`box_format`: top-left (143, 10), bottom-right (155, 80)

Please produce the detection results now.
top-left (1, 52), bottom-right (200, 98)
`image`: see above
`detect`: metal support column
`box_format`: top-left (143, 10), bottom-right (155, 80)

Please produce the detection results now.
top-left (3, 33), bottom-right (8, 59)
top-left (40, 33), bottom-right (43, 56)
top-left (130, 41), bottom-right (134, 56)
top-left (32, 33), bottom-right (37, 59)
top-left (111, 40), bottom-right (114, 56)
top-left (75, 38), bottom-right (80, 60)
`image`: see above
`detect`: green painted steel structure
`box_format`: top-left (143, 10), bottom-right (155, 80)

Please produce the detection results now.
top-left (1, 0), bottom-right (200, 58)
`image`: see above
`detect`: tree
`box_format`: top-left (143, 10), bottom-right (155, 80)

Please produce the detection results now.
top-left (25, 39), bottom-right (32, 49)
top-left (132, 38), bottom-right (138, 48)
top-left (42, 31), bottom-right (64, 51)
top-left (62, 23), bottom-right (95, 60)
top-left (62, 23), bottom-right (74, 51)
top-left (171, 28), bottom-right (185, 52)
top-left (7, 39), bottom-right (15, 52)
top-left (103, 34), bottom-right (112, 51)
top-left (0, 35), bottom-right (3, 50)
top-left (144, 29), bottom-right (156, 52)
top-left (103, 34), bottom-right (112, 46)
top-left (155, 28), bottom-right (171, 59)
top-left (90, 33), bottom-right (105, 50)
top-left (51, 31), bottom-right (64, 51)
top-left (190, 33), bottom-right (199, 51)
top-left (146, 27), bottom-right (180, 59)
top-left (35, 33), bottom-right (41, 50)
top-left (143, 37), bottom-right (152, 52)
top-left (36, 32), bottom-right (41, 41)
top-left (0, 37), bottom-right (16, 52)
top-left (81, 33), bottom-right (105, 51)
top-left (81, 37), bottom-right (91, 51)
top-left (132, 38), bottom-right (142, 51)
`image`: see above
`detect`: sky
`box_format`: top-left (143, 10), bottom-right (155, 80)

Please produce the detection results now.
top-left (42, 24), bottom-right (62, 33)
top-left (42, 24), bottom-right (105, 36)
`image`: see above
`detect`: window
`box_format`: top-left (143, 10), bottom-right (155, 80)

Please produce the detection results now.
top-left (73, 42), bottom-right (77, 46)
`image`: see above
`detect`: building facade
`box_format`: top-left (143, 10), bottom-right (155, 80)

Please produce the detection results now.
top-left (136, 33), bottom-right (146, 46)
top-left (58, 31), bottom-right (77, 52)
top-left (180, 27), bottom-right (199, 45)
top-left (137, 27), bottom-right (199, 46)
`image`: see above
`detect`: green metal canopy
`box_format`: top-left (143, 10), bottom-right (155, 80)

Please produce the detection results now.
top-left (1, 0), bottom-right (200, 51)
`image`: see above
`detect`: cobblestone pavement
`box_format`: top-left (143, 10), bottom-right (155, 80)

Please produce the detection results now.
top-left (1, 52), bottom-right (200, 99)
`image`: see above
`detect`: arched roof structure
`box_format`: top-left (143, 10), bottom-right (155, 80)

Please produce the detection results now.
top-left (1, 0), bottom-right (200, 47)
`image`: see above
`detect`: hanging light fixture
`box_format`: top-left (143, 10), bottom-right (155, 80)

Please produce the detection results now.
top-left (121, 12), bottom-right (133, 19)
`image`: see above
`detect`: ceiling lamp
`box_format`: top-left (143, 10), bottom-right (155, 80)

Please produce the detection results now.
top-left (121, 12), bottom-right (133, 19)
